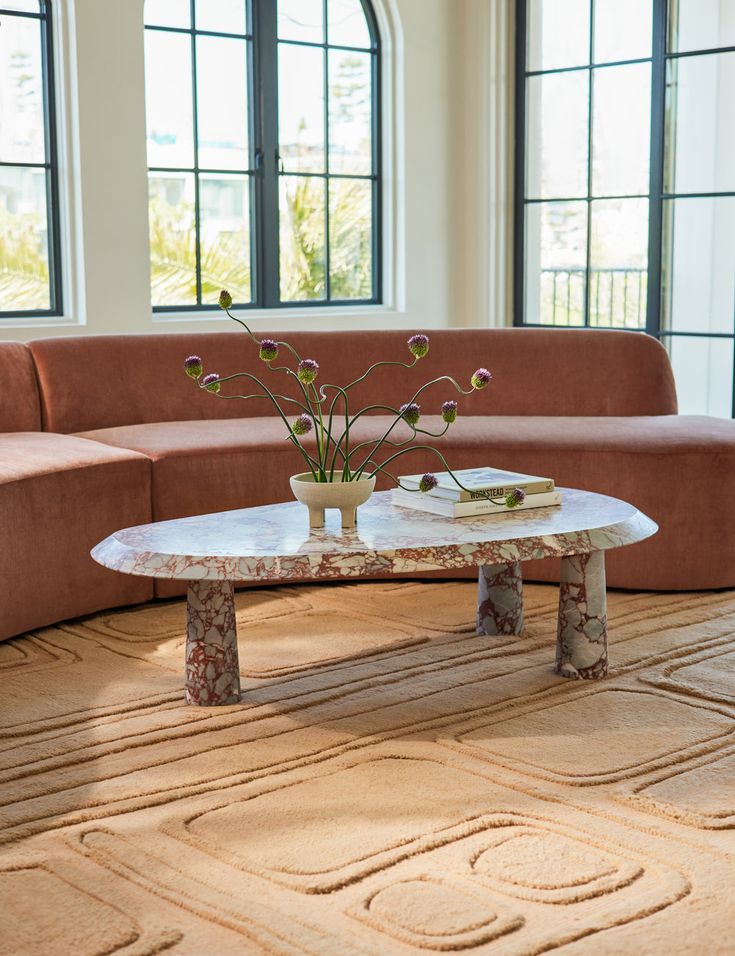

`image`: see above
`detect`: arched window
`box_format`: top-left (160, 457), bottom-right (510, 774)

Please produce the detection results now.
top-left (144, 0), bottom-right (381, 310)
top-left (0, 1), bottom-right (62, 317)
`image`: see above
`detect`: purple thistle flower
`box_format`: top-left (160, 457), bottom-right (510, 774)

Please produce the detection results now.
top-left (259, 339), bottom-right (279, 363)
top-left (441, 400), bottom-right (458, 423)
top-left (399, 402), bottom-right (421, 426)
top-left (184, 354), bottom-right (203, 378)
top-left (505, 487), bottom-right (526, 509)
top-left (291, 413), bottom-right (313, 436)
top-left (418, 473), bottom-right (438, 493)
top-left (471, 367), bottom-right (492, 390)
top-left (297, 358), bottom-right (319, 384)
top-left (201, 372), bottom-right (221, 394)
top-left (407, 333), bottom-right (429, 358)
top-left (218, 289), bottom-right (233, 310)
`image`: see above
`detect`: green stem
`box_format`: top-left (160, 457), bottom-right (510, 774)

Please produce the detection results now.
top-left (364, 461), bottom-right (422, 492)
top-left (328, 403), bottom-right (400, 474)
top-left (348, 421), bottom-right (451, 472)
top-left (346, 376), bottom-right (474, 480)
top-left (363, 445), bottom-right (504, 505)
top-left (200, 372), bottom-right (318, 475)
top-left (218, 307), bottom-right (326, 477)
top-left (211, 373), bottom-right (311, 413)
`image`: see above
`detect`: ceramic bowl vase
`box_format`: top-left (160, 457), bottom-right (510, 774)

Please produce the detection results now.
top-left (289, 473), bottom-right (376, 529)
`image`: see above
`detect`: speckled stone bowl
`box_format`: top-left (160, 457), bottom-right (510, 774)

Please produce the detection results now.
top-left (289, 473), bottom-right (377, 529)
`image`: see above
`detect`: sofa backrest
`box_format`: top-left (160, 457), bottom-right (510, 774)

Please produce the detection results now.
top-left (0, 341), bottom-right (42, 432)
top-left (28, 327), bottom-right (678, 434)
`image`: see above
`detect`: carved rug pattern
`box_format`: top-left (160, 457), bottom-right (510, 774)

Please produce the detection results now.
top-left (1, 580), bottom-right (734, 954)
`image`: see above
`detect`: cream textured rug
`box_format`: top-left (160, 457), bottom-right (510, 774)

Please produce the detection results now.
top-left (1, 580), bottom-right (735, 955)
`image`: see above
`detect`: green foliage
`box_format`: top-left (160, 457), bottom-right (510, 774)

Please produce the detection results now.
top-left (150, 180), bottom-right (371, 306)
top-left (328, 180), bottom-right (372, 300)
top-left (0, 205), bottom-right (49, 311)
top-left (279, 178), bottom-right (326, 301)
top-left (148, 193), bottom-right (251, 307)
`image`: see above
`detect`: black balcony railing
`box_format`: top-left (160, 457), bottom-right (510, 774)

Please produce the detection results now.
top-left (539, 268), bottom-right (648, 329)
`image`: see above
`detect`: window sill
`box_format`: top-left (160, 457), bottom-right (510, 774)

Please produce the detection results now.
top-left (0, 315), bottom-right (82, 331)
top-left (152, 304), bottom-right (397, 323)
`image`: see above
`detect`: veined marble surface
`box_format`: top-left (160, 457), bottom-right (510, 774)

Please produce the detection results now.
top-left (91, 488), bottom-right (657, 583)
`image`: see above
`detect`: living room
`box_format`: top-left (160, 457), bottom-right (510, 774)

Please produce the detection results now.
top-left (2, 1), bottom-right (734, 952)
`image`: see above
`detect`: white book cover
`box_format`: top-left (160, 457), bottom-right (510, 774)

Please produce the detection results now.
top-left (398, 467), bottom-right (555, 502)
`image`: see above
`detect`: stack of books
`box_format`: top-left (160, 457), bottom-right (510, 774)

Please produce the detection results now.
top-left (391, 467), bottom-right (560, 518)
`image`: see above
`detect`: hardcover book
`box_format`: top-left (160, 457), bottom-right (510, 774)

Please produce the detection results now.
top-left (391, 488), bottom-right (562, 518)
top-left (398, 467), bottom-right (555, 502)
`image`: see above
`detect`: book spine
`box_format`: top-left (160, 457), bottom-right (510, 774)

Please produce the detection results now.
top-left (391, 490), bottom-right (561, 517)
top-left (452, 491), bottom-right (560, 516)
top-left (400, 478), bottom-right (554, 502)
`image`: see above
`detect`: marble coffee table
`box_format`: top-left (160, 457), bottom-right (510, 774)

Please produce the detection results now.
top-left (92, 489), bottom-right (656, 705)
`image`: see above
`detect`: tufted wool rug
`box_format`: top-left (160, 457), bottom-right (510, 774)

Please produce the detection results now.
top-left (1, 580), bottom-right (735, 955)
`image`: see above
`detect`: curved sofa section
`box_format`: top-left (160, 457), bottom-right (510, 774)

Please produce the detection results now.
top-left (0, 327), bottom-right (733, 641)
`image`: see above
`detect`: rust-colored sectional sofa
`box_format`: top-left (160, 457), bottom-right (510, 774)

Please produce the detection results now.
top-left (2, 327), bottom-right (734, 641)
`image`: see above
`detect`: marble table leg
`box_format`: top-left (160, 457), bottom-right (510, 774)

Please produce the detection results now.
top-left (186, 580), bottom-right (241, 705)
top-left (555, 552), bottom-right (608, 680)
top-left (476, 561), bottom-right (525, 635)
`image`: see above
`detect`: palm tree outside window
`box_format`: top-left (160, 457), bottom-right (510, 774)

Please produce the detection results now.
top-left (144, 0), bottom-right (381, 310)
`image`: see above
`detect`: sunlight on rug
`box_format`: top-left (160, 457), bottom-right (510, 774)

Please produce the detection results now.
top-left (1, 580), bottom-right (734, 955)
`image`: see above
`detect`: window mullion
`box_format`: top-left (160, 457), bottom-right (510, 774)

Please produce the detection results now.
top-left (190, 0), bottom-right (203, 305)
top-left (584, 0), bottom-right (593, 327)
top-left (512, 0), bottom-right (527, 326)
top-left (254, 0), bottom-right (280, 308)
top-left (323, 0), bottom-right (331, 302)
top-left (646, 0), bottom-right (666, 337)
top-left (41, 2), bottom-right (62, 315)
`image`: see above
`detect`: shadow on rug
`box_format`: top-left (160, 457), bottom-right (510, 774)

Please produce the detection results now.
top-left (1, 580), bottom-right (734, 954)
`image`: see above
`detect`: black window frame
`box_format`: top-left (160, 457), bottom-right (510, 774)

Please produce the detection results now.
top-left (514, 0), bottom-right (735, 416)
top-left (146, 0), bottom-right (382, 313)
top-left (0, 0), bottom-right (63, 319)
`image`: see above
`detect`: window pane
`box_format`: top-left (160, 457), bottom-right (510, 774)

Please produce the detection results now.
top-left (665, 52), bottom-right (735, 194)
top-left (328, 0), bottom-right (371, 49)
top-left (279, 44), bottom-right (325, 173)
top-left (526, 71), bottom-right (588, 199)
top-left (0, 14), bottom-right (45, 164)
top-left (0, 165), bottom-right (50, 311)
top-left (328, 49), bottom-right (371, 175)
top-left (278, 0), bottom-right (324, 43)
top-left (663, 197), bottom-right (735, 334)
top-left (527, 0), bottom-right (590, 72)
top-left (592, 63), bottom-right (650, 196)
top-left (279, 176), bottom-right (326, 301)
top-left (668, 0), bottom-right (735, 53)
top-left (148, 173), bottom-right (197, 306)
top-left (199, 174), bottom-right (251, 305)
top-left (525, 201), bottom-right (587, 325)
top-left (2, 2), bottom-right (40, 11)
top-left (196, 35), bottom-right (249, 169)
top-left (589, 198), bottom-right (648, 327)
top-left (329, 178), bottom-right (372, 299)
top-left (196, 0), bottom-right (247, 34)
top-left (144, 0), bottom-right (191, 29)
top-left (667, 335), bottom-right (733, 416)
top-left (594, 0), bottom-right (652, 63)
top-left (145, 31), bottom-right (194, 168)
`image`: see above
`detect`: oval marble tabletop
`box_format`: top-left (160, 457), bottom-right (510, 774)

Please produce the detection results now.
top-left (91, 488), bottom-right (657, 583)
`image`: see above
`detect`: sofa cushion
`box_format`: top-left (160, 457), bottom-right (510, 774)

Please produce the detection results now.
top-left (0, 433), bottom-right (153, 640)
top-left (31, 327), bottom-right (677, 433)
top-left (0, 342), bottom-right (41, 431)
top-left (77, 413), bottom-right (735, 592)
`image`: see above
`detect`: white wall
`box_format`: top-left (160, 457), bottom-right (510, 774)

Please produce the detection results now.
top-left (2, 0), bottom-right (514, 342)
